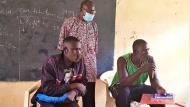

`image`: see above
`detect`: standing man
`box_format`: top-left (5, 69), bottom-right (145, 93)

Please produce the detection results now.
top-left (111, 39), bottom-right (166, 107)
top-left (57, 0), bottom-right (98, 107)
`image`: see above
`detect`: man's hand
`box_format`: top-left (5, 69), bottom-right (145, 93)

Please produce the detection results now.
top-left (70, 83), bottom-right (86, 96)
top-left (67, 90), bottom-right (77, 101)
top-left (156, 86), bottom-right (166, 94)
top-left (140, 63), bottom-right (155, 73)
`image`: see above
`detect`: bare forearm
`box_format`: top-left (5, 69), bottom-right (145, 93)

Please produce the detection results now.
top-left (120, 72), bottom-right (140, 86)
top-left (151, 79), bottom-right (161, 90)
top-left (120, 68), bottom-right (144, 86)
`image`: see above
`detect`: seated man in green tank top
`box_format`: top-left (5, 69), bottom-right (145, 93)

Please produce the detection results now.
top-left (111, 39), bottom-right (166, 107)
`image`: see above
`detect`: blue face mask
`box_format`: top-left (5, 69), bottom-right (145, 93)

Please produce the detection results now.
top-left (83, 12), bottom-right (94, 22)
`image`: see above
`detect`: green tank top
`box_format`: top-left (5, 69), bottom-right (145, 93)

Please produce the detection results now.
top-left (111, 53), bottom-right (148, 86)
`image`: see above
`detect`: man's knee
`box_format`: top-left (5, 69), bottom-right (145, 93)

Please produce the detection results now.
top-left (118, 86), bottom-right (130, 97)
top-left (115, 86), bottom-right (131, 107)
top-left (142, 85), bottom-right (157, 94)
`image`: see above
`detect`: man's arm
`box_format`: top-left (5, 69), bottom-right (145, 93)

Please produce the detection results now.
top-left (148, 57), bottom-right (166, 94)
top-left (94, 22), bottom-right (98, 54)
top-left (118, 57), bottom-right (144, 86)
top-left (41, 58), bottom-right (71, 96)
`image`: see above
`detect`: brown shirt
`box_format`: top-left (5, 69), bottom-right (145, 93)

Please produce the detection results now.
top-left (40, 54), bottom-right (87, 96)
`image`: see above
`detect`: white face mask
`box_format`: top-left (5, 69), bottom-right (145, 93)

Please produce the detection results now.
top-left (83, 12), bottom-right (94, 22)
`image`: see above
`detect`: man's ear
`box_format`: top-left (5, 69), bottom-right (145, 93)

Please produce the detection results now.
top-left (80, 7), bottom-right (83, 12)
top-left (63, 47), bottom-right (68, 54)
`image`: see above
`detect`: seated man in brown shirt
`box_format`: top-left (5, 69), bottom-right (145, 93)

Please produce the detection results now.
top-left (32, 36), bottom-right (87, 107)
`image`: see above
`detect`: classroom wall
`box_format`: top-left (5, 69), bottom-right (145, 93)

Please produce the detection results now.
top-left (115, 0), bottom-right (189, 104)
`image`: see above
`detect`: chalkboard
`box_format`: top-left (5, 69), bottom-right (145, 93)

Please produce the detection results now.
top-left (0, 0), bottom-right (116, 81)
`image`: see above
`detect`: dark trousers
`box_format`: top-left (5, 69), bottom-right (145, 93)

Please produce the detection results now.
top-left (82, 82), bottom-right (96, 107)
top-left (115, 85), bottom-right (166, 107)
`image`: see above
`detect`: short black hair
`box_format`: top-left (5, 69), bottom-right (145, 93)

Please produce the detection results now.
top-left (63, 36), bottom-right (80, 44)
top-left (132, 39), bottom-right (147, 53)
top-left (62, 36), bottom-right (80, 53)
top-left (80, 0), bottom-right (94, 10)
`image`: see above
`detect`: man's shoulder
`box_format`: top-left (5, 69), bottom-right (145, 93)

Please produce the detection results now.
top-left (121, 53), bottom-right (131, 59)
top-left (46, 54), bottom-right (62, 63)
top-left (117, 56), bottom-right (127, 64)
top-left (117, 53), bottom-right (132, 64)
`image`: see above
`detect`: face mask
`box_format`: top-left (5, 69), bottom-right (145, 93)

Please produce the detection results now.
top-left (83, 12), bottom-right (94, 22)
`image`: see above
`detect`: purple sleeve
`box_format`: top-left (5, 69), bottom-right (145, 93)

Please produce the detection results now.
top-left (41, 57), bottom-right (71, 96)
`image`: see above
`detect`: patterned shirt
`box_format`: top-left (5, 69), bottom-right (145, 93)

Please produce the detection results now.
top-left (57, 16), bottom-right (98, 82)
top-left (40, 54), bottom-right (87, 96)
